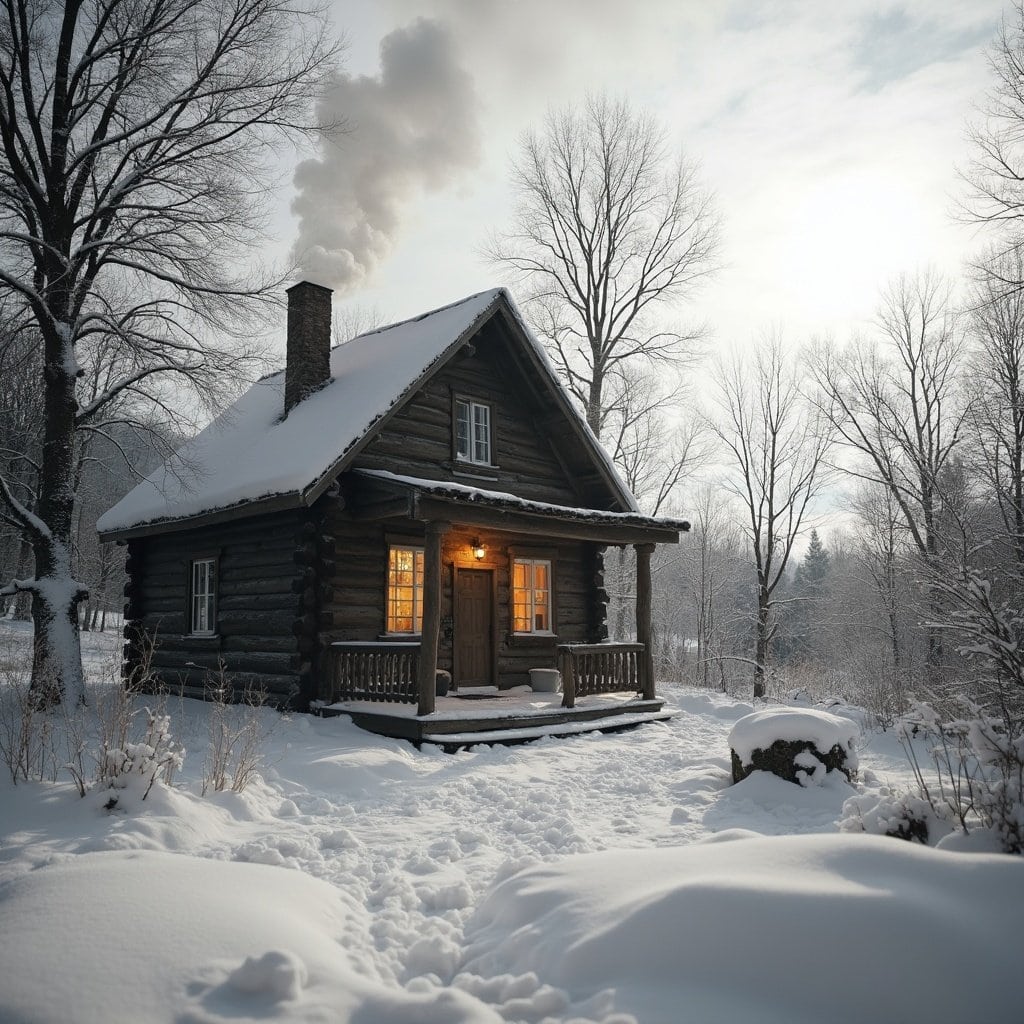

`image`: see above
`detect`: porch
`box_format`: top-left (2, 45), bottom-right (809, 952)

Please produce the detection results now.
top-left (315, 640), bottom-right (671, 749)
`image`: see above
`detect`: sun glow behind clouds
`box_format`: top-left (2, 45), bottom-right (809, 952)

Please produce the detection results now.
top-left (780, 171), bottom-right (928, 326)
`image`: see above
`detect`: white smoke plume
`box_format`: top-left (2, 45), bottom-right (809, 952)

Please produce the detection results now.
top-left (291, 18), bottom-right (481, 293)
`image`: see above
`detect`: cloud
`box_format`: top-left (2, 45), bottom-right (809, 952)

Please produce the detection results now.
top-left (291, 17), bottom-right (481, 292)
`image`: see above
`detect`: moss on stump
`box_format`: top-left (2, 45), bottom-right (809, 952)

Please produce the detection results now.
top-left (730, 738), bottom-right (854, 786)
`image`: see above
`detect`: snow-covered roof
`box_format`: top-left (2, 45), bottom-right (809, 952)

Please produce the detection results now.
top-left (352, 470), bottom-right (689, 535)
top-left (99, 288), bottom-right (634, 539)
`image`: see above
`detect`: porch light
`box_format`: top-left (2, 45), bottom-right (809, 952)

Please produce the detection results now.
top-left (471, 540), bottom-right (486, 560)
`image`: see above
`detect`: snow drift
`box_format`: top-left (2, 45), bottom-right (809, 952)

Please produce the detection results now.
top-left (461, 832), bottom-right (1023, 1024)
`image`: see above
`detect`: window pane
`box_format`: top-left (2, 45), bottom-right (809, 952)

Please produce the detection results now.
top-left (190, 558), bottom-right (215, 634)
top-left (473, 404), bottom-right (490, 463)
top-left (388, 546), bottom-right (424, 632)
top-left (513, 558), bottom-right (552, 633)
top-left (456, 400), bottom-right (471, 459)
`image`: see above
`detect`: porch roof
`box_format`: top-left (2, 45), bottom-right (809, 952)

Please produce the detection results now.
top-left (346, 469), bottom-right (689, 545)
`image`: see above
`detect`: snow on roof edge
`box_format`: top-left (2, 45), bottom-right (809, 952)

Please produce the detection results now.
top-left (98, 288), bottom-right (507, 537)
top-left (352, 469), bottom-right (688, 531)
top-left (97, 286), bottom-right (645, 537)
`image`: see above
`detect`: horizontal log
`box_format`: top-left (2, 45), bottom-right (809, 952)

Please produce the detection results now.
top-left (152, 648), bottom-right (296, 675)
top-left (318, 606), bottom-right (385, 631)
top-left (217, 593), bottom-right (304, 612)
top-left (217, 611), bottom-right (297, 636)
top-left (154, 670), bottom-right (302, 698)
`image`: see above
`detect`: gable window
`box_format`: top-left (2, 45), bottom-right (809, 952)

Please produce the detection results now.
top-left (455, 398), bottom-right (491, 465)
top-left (512, 558), bottom-right (552, 633)
top-left (189, 558), bottom-right (217, 636)
top-left (387, 545), bottom-right (424, 633)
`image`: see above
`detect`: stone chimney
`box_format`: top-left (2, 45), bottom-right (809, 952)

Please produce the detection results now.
top-left (284, 280), bottom-right (333, 417)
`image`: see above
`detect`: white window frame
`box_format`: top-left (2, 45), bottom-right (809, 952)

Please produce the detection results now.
top-left (512, 557), bottom-right (553, 635)
top-left (189, 557), bottom-right (217, 636)
top-left (386, 545), bottom-right (425, 634)
top-left (455, 398), bottom-right (492, 466)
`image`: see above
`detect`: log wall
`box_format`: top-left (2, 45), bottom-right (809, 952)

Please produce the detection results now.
top-left (124, 509), bottom-right (316, 707)
top-left (351, 320), bottom-right (585, 506)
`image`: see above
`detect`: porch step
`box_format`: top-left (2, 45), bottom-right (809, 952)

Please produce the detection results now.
top-left (414, 697), bottom-right (666, 734)
top-left (421, 709), bottom-right (674, 752)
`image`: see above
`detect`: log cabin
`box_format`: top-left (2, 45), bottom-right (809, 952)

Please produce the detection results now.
top-left (97, 283), bottom-right (689, 745)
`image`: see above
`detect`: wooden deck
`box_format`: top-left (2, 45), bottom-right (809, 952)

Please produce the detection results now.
top-left (313, 687), bottom-right (672, 751)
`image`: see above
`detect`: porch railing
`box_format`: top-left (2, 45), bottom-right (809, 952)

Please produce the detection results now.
top-left (556, 643), bottom-right (647, 708)
top-left (324, 642), bottom-right (421, 704)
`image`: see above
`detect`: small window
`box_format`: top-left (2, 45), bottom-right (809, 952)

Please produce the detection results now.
top-left (189, 558), bottom-right (217, 636)
top-left (387, 545), bottom-right (424, 633)
top-left (512, 558), bottom-right (552, 633)
top-left (455, 398), bottom-right (491, 465)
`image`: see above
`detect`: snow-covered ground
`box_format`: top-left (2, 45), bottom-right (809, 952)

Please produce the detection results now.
top-left (0, 623), bottom-right (1020, 1023)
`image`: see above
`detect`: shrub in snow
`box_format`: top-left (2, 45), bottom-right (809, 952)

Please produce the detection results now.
top-left (0, 652), bottom-right (58, 783)
top-left (840, 788), bottom-right (953, 846)
top-left (842, 702), bottom-right (1023, 854)
top-left (854, 570), bottom-right (1024, 855)
top-left (96, 707), bottom-right (185, 802)
top-left (201, 669), bottom-right (268, 795)
top-left (728, 707), bottom-right (859, 787)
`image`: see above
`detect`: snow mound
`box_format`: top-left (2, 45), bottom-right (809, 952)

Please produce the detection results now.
top-left (461, 833), bottom-right (1024, 1024)
top-left (0, 850), bottom-right (499, 1024)
top-left (729, 706), bottom-right (859, 765)
top-left (227, 950), bottom-right (308, 1001)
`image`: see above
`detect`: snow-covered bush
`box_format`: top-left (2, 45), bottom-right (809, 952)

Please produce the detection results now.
top-left (839, 787), bottom-right (953, 845)
top-left (728, 707), bottom-right (860, 786)
top-left (95, 707), bottom-right (185, 802)
top-left (842, 702), bottom-right (1022, 854)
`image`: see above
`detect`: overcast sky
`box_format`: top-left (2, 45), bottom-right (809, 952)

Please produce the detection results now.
top-left (275, 0), bottom-right (1008, 353)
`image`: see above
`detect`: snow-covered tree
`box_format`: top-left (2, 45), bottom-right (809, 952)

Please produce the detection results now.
top-left (0, 0), bottom-right (339, 702)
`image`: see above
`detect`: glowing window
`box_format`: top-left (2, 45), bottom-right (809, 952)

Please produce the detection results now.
top-left (512, 558), bottom-right (551, 633)
top-left (387, 546), bottom-right (424, 633)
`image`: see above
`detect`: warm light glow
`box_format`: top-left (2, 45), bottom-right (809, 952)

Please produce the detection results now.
top-left (472, 540), bottom-right (486, 560)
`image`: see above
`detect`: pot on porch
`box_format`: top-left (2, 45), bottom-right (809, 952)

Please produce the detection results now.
top-left (529, 668), bottom-right (561, 692)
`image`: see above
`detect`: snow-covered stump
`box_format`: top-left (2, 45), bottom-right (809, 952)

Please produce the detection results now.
top-left (728, 708), bottom-right (859, 787)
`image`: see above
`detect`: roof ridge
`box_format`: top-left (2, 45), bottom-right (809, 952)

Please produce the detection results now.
top-left (253, 287), bottom-right (508, 385)
top-left (341, 286), bottom-right (507, 347)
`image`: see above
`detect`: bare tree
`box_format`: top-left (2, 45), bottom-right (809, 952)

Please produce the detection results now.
top-left (488, 93), bottom-right (719, 437)
top-left (678, 485), bottom-right (749, 690)
top-left (710, 336), bottom-right (834, 697)
top-left (808, 270), bottom-right (970, 681)
top-left (968, 247), bottom-right (1024, 583)
top-left (0, 0), bottom-right (339, 702)
top-left (962, 2), bottom-right (1024, 258)
top-left (851, 480), bottom-right (914, 692)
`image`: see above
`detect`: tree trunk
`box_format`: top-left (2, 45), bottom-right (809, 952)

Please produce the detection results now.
top-left (11, 535), bottom-right (33, 620)
top-left (753, 585), bottom-right (770, 699)
top-left (29, 298), bottom-right (88, 704)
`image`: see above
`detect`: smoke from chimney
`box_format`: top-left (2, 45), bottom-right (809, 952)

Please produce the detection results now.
top-left (291, 18), bottom-right (481, 293)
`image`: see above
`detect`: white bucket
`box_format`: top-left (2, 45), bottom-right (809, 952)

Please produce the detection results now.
top-left (529, 668), bottom-right (561, 692)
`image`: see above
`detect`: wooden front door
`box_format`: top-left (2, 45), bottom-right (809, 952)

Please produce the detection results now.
top-left (454, 568), bottom-right (493, 687)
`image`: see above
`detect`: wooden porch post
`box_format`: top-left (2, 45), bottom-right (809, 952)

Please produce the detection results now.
top-left (417, 520), bottom-right (449, 716)
top-left (634, 542), bottom-right (656, 701)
